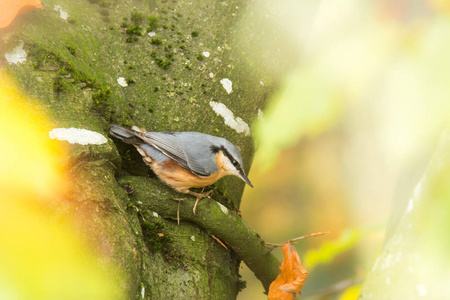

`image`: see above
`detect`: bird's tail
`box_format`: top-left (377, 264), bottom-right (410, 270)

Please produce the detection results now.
top-left (109, 124), bottom-right (142, 144)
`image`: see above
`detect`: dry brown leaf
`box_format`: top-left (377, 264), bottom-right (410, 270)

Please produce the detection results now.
top-left (0, 0), bottom-right (43, 29)
top-left (268, 242), bottom-right (308, 300)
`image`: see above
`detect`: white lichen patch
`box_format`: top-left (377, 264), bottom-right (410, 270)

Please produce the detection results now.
top-left (117, 77), bottom-right (128, 87)
top-left (209, 72), bottom-right (214, 78)
top-left (217, 202), bottom-right (229, 215)
top-left (49, 128), bottom-right (107, 145)
top-left (202, 51), bottom-right (210, 57)
top-left (190, 235), bottom-right (195, 242)
top-left (260, 80), bottom-right (264, 86)
top-left (209, 101), bottom-right (250, 136)
top-left (152, 212), bottom-right (159, 218)
top-left (220, 78), bottom-right (233, 94)
top-left (257, 109), bottom-right (264, 121)
top-left (148, 31), bottom-right (156, 37)
top-left (5, 41), bottom-right (27, 64)
top-left (53, 5), bottom-right (69, 20)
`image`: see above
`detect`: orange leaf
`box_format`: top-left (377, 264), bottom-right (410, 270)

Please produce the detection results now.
top-left (268, 243), bottom-right (308, 300)
top-left (0, 0), bottom-right (43, 29)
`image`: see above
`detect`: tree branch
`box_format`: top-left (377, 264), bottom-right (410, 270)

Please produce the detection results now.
top-left (118, 176), bottom-right (281, 292)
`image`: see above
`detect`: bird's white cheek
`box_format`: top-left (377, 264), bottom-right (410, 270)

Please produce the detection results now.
top-left (220, 155), bottom-right (237, 174)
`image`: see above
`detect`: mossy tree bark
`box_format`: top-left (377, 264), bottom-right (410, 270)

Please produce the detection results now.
top-left (1, 0), bottom-right (282, 299)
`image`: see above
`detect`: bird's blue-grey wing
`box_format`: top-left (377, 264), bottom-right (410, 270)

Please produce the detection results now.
top-left (138, 144), bottom-right (169, 163)
top-left (109, 124), bottom-right (170, 164)
top-left (140, 132), bottom-right (217, 176)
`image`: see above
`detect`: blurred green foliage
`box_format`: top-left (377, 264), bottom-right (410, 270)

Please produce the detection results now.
top-left (240, 1), bottom-right (450, 299)
top-left (304, 228), bottom-right (362, 269)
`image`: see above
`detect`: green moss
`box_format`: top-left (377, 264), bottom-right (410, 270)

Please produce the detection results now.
top-left (92, 86), bottom-right (111, 106)
top-left (28, 47), bottom-right (61, 70)
top-left (57, 68), bottom-right (68, 76)
top-left (155, 57), bottom-right (171, 69)
top-left (52, 75), bottom-right (67, 93)
top-left (141, 220), bottom-right (171, 252)
top-left (74, 72), bottom-right (97, 88)
top-left (99, 0), bottom-right (111, 8)
top-left (238, 276), bottom-right (247, 292)
top-left (125, 36), bottom-right (136, 43)
top-left (67, 46), bottom-right (76, 56)
top-left (151, 38), bottom-right (163, 45)
top-left (196, 54), bottom-right (203, 61)
top-left (147, 15), bottom-right (159, 31)
top-left (126, 25), bottom-right (143, 36)
top-left (122, 11), bottom-right (144, 43)
top-left (99, 9), bottom-right (109, 16)
top-left (191, 30), bottom-right (199, 37)
top-left (131, 11), bottom-right (144, 25)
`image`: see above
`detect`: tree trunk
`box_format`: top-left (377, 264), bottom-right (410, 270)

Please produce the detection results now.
top-left (359, 131), bottom-right (450, 299)
top-left (1, 0), bottom-right (279, 298)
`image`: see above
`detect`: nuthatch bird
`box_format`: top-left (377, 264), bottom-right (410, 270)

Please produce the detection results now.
top-left (109, 124), bottom-right (253, 213)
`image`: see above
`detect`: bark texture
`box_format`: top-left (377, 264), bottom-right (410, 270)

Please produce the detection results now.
top-left (1, 0), bottom-right (281, 298)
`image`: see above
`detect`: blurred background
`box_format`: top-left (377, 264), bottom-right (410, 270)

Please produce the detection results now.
top-left (3, 0), bottom-right (450, 299)
top-left (236, 0), bottom-right (450, 299)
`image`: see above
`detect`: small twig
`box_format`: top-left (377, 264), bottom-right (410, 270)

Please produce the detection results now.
top-left (211, 234), bottom-right (228, 249)
top-left (265, 231), bottom-right (330, 252)
top-left (171, 196), bottom-right (185, 225)
top-left (139, 210), bottom-right (147, 222)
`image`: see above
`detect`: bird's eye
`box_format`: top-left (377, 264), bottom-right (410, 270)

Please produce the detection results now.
top-left (232, 159), bottom-right (238, 166)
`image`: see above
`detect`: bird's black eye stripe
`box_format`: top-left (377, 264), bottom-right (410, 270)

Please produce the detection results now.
top-left (210, 145), bottom-right (225, 154)
top-left (210, 145), bottom-right (242, 169)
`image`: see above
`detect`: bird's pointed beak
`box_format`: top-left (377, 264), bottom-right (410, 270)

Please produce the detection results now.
top-left (238, 170), bottom-right (253, 188)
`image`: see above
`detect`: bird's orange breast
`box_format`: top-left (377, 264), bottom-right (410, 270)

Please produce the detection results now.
top-left (147, 151), bottom-right (229, 193)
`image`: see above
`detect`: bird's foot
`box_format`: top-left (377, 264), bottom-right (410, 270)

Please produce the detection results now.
top-left (189, 189), bottom-right (213, 214)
